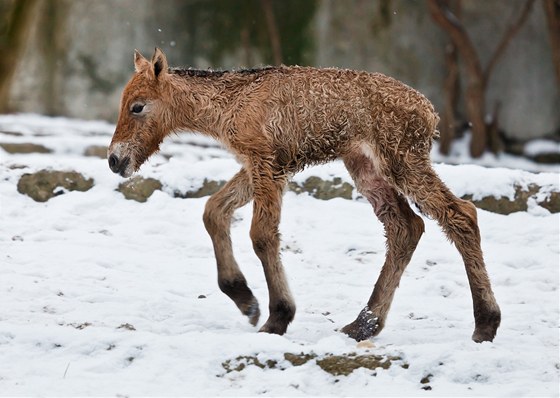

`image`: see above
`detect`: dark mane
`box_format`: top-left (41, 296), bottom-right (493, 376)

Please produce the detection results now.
top-left (170, 65), bottom-right (282, 79)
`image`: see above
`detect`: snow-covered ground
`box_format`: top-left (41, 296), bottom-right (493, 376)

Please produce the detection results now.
top-left (431, 132), bottom-right (560, 174)
top-left (0, 114), bottom-right (559, 397)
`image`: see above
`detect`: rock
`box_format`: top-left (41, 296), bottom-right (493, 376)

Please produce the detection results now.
top-left (241, 177), bottom-right (550, 214)
top-left (420, 373), bottom-right (433, 384)
top-left (117, 176), bottom-right (162, 202)
top-left (83, 145), bottom-right (108, 159)
top-left (220, 352), bottom-right (405, 377)
top-left (111, 175), bottom-right (559, 214)
top-left (17, 170), bottom-right (94, 202)
top-left (173, 179), bottom-right (226, 198)
top-left (462, 193), bottom-right (528, 215)
top-left (222, 356), bottom-right (278, 373)
top-left (540, 191), bottom-right (560, 213)
top-left (284, 352), bottom-right (317, 367)
top-left (315, 353), bottom-right (400, 376)
top-left (530, 153), bottom-right (560, 164)
top-left (1, 142), bottom-right (52, 154)
top-left (462, 183), bottom-right (559, 215)
top-left (172, 176), bottom-right (354, 201)
top-left (287, 177), bottom-right (559, 213)
top-left (68, 322), bottom-right (92, 330)
top-left (288, 176), bottom-right (354, 200)
top-left (117, 323), bottom-right (136, 331)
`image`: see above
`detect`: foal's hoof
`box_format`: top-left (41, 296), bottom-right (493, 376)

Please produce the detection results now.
top-left (257, 300), bottom-right (295, 335)
top-left (259, 320), bottom-right (288, 335)
top-left (341, 307), bottom-right (382, 342)
top-left (242, 298), bottom-right (261, 327)
top-left (472, 309), bottom-right (501, 343)
top-left (218, 277), bottom-right (260, 327)
top-left (472, 327), bottom-right (496, 343)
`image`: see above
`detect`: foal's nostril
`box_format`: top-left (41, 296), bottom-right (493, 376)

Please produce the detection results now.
top-left (108, 154), bottom-right (119, 173)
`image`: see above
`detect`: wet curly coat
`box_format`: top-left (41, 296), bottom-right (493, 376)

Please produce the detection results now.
top-left (108, 49), bottom-right (501, 343)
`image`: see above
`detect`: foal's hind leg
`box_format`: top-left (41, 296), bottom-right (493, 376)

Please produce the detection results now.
top-left (203, 168), bottom-right (260, 326)
top-left (341, 154), bottom-right (425, 341)
top-left (392, 162), bottom-right (501, 342)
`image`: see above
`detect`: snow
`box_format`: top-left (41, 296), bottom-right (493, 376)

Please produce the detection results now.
top-left (524, 139), bottom-right (560, 158)
top-left (432, 132), bottom-right (560, 174)
top-left (1, 114), bottom-right (559, 396)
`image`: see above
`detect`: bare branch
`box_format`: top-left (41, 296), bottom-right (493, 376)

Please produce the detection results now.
top-left (428, 0), bottom-right (487, 157)
top-left (484, 0), bottom-right (536, 84)
top-left (427, 0), bottom-right (485, 80)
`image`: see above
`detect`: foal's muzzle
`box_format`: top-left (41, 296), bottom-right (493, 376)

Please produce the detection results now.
top-left (108, 154), bottom-right (131, 177)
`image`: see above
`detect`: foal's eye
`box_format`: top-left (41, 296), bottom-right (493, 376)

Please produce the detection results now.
top-left (131, 104), bottom-right (145, 114)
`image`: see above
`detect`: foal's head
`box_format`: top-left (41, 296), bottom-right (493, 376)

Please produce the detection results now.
top-left (108, 48), bottom-right (171, 177)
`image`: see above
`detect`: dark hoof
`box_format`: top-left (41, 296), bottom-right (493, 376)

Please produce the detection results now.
top-left (472, 309), bottom-right (501, 343)
top-left (242, 298), bottom-right (261, 327)
top-left (258, 300), bottom-right (295, 336)
top-left (259, 320), bottom-right (288, 335)
top-left (219, 277), bottom-right (260, 326)
top-left (341, 307), bottom-right (382, 342)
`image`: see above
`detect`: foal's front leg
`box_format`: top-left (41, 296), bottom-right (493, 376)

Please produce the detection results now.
top-left (203, 168), bottom-right (260, 325)
top-left (250, 174), bottom-right (296, 335)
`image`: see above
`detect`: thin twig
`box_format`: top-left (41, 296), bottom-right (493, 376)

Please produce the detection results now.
top-left (63, 362), bottom-right (71, 379)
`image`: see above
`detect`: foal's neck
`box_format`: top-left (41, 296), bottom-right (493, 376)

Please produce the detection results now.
top-left (167, 66), bottom-right (284, 141)
top-left (166, 71), bottom-right (241, 141)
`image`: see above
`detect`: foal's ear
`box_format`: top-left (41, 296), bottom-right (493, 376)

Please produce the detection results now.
top-left (151, 47), bottom-right (168, 78)
top-left (134, 50), bottom-right (150, 73)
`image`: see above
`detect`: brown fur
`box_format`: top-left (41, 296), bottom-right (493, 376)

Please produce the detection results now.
top-left (108, 48), bottom-right (501, 342)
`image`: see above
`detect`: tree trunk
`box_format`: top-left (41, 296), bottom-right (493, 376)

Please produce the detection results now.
top-left (464, 78), bottom-right (487, 158)
top-left (428, 0), bottom-right (487, 158)
top-left (260, 0), bottom-right (283, 65)
top-left (40, 0), bottom-right (68, 116)
top-left (428, 0), bottom-right (535, 158)
top-left (543, 0), bottom-right (560, 87)
top-left (487, 101), bottom-right (503, 154)
top-left (0, 0), bottom-right (39, 113)
top-left (440, 42), bottom-right (460, 155)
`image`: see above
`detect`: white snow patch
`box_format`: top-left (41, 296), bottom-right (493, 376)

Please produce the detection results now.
top-left (523, 139), bottom-right (560, 157)
top-left (432, 132), bottom-right (560, 173)
top-left (0, 114), bottom-right (559, 396)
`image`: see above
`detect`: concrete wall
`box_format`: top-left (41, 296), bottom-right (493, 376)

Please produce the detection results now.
top-left (7, 0), bottom-right (559, 140)
top-left (311, 0), bottom-right (559, 140)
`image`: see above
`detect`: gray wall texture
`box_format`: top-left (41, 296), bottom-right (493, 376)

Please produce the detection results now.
top-left (7, 0), bottom-right (560, 140)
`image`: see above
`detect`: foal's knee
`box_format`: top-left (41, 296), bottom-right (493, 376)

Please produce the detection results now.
top-left (444, 199), bottom-right (481, 242)
top-left (203, 197), bottom-right (222, 234)
top-left (407, 211), bottom-right (425, 245)
top-left (249, 225), bottom-right (279, 259)
top-left (382, 201), bottom-right (425, 249)
top-left (459, 198), bottom-right (478, 224)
